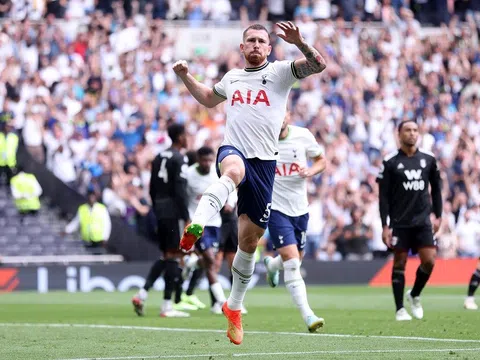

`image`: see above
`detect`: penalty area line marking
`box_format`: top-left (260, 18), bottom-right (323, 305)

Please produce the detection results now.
top-left (56, 348), bottom-right (480, 360)
top-left (0, 322), bottom-right (479, 344)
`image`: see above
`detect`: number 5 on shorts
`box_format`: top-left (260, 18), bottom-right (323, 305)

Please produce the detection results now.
top-left (260, 203), bottom-right (272, 223)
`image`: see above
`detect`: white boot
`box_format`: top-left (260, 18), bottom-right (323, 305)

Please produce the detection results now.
top-left (406, 290), bottom-right (424, 319)
top-left (464, 296), bottom-right (478, 310)
top-left (395, 307), bottom-right (412, 321)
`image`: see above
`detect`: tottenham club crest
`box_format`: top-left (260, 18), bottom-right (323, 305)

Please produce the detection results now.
top-left (420, 159), bottom-right (426, 168)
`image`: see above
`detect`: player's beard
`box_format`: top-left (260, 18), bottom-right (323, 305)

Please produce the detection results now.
top-left (402, 137), bottom-right (417, 147)
top-left (246, 52), bottom-right (266, 67)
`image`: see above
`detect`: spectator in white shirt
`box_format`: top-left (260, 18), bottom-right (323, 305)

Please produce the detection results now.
top-left (456, 210), bottom-right (480, 257)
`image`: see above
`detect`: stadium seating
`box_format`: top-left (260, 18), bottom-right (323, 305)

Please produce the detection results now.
top-left (0, 186), bottom-right (88, 256)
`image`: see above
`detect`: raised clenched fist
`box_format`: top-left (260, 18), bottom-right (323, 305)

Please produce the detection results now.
top-left (172, 60), bottom-right (189, 76)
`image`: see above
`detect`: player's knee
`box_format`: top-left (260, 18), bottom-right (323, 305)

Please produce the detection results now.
top-left (393, 258), bottom-right (406, 270)
top-left (164, 251), bottom-right (177, 260)
top-left (283, 258), bottom-right (301, 273)
top-left (203, 253), bottom-right (215, 268)
top-left (279, 245), bottom-right (300, 262)
top-left (222, 167), bottom-right (244, 186)
top-left (421, 259), bottom-right (435, 273)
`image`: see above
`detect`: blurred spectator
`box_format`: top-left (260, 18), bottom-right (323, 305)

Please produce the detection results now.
top-left (119, 178), bottom-right (156, 240)
top-left (10, 166), bottom-right (42, 223)
top-left (342, 207), bottom-right (373, 260)
top-left (0, 120), bottom-right (18, 186)
top-left (436, 201), bottom-right (458, 258)
top-left (305, 189), bottom-right (324, 259)
top-left (64, 189), bottom-right (111, 253)
top-left (326, 216), bottom-right (346, 258)
top-left (456, 209), bottom-right (480, 258)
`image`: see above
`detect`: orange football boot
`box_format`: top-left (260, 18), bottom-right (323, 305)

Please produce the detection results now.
top-left (222, 302), bottom-right (243, 345)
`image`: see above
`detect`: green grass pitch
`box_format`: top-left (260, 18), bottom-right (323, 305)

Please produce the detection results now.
top-left (0, 286), bottom-right (479, 360)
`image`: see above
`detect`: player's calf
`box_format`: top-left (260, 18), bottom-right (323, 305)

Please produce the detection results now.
top-left (465, 267), bottom-right (480, 310)
top-left (391, 251), bottom-right (408, 314)
top-left (283, 257), bottom-right (320, 329)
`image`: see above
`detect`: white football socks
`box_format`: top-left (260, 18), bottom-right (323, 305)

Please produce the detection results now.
top-left (192, 176), bottom-right (236, 227)
top-left (227, 248), bottom-right (256, 310)
top-left (283, 258), bottom-right (314, 321)
top-left (210, 282), bottom-right (226, 303)
top-left (138, 288), bottom-right (148, 301)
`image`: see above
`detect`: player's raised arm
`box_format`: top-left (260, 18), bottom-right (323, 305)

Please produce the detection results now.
top-left (173, 60), bottom-right (226, 108)
top-left (276, 21), bottom-right (327, 79)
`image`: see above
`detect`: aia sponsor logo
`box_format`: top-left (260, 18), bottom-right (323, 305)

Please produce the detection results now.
top-left (275, 163), bottom-right (300, 176)
top-left (0, 268), bottom-right (19, 292)
top-left (231, 89), bottom-right (270, 106)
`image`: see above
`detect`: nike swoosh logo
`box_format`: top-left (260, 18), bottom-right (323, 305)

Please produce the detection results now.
top-left (230, 80), bottom-right (240, 84)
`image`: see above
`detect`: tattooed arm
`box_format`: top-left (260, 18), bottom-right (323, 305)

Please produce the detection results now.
top-left (276, 21), bottom-right (327, 79)
top-left (293, 39), bottom-right (327, 78)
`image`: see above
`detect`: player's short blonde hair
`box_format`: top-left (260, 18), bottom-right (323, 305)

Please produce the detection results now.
top-left (242, 24), bottom-right (270, 43)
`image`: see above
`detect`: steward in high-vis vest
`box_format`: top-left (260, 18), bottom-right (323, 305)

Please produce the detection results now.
top-left (64, 189), bottom-right (111, 249)
top-left (10, 167), bottom-right (42, 219)
top-left (0, 121), bottom-right (19, 185)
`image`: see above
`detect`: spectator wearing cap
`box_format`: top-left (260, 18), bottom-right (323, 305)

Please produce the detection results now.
top-left (64, 189), bottom-right (111, 253)
top-left (0, 118), bottom-right (18, 186)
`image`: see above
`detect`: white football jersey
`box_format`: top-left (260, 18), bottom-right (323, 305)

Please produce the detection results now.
top-left (271, 125), bottom-right (323, 217)
top-left (213, 61), bottom-right (298, 160)
top-left (186, 164), bottom-right (222, 228)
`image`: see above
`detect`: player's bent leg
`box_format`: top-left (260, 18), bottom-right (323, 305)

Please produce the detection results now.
top-left (181, 154), bottom-right (243, 251)
top-left (182, 252), bottom-right (199, 280)
top-left (160, 255), bottom-right (190, 318)
top-left (465, 259), bottom-right (480, 310)
top-left (264, 255), bottom-right (281, 288)
top-left (182, 250), bottom-right (206, 309)
top-left (132, 258), bottom-right (166, 316)
top-left (280, 246), bottom-right (323, 332)
top-left (392, 251), bottom-right (411, 320)
top-left (407, 247), bottom-right (436, 319)
top-left (223, 214), bottom-right (263, 345)
top-left (203, 248), bottom-right (227, 307)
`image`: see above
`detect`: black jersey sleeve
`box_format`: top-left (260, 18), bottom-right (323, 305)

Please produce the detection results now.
top-left (429, 157), bottom-right (443, 219)
top-left (149, 155), bottom-right (160, 204)
top-left (172, 155), bottom-right (190, 221)
top-left (377, 160), bottom-right (391, 227)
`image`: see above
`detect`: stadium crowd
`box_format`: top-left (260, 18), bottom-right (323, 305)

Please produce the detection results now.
top-left (0, 1), bottom-right (480, 261)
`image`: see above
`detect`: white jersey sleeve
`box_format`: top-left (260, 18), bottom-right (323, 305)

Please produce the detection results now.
top-left (271, 126), bottom-right (322, 217)
top-left (213, 75), bottom-right (228, 100)
top-left (273, 60), bottom-right (300, 89)
top-left (305, 130), bottom-right (323, 158)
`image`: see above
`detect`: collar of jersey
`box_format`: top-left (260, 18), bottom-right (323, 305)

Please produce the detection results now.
top-left (398, 148), bottom-right (419, 157)
top-left (244, 61), bottom-right (269, 72)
